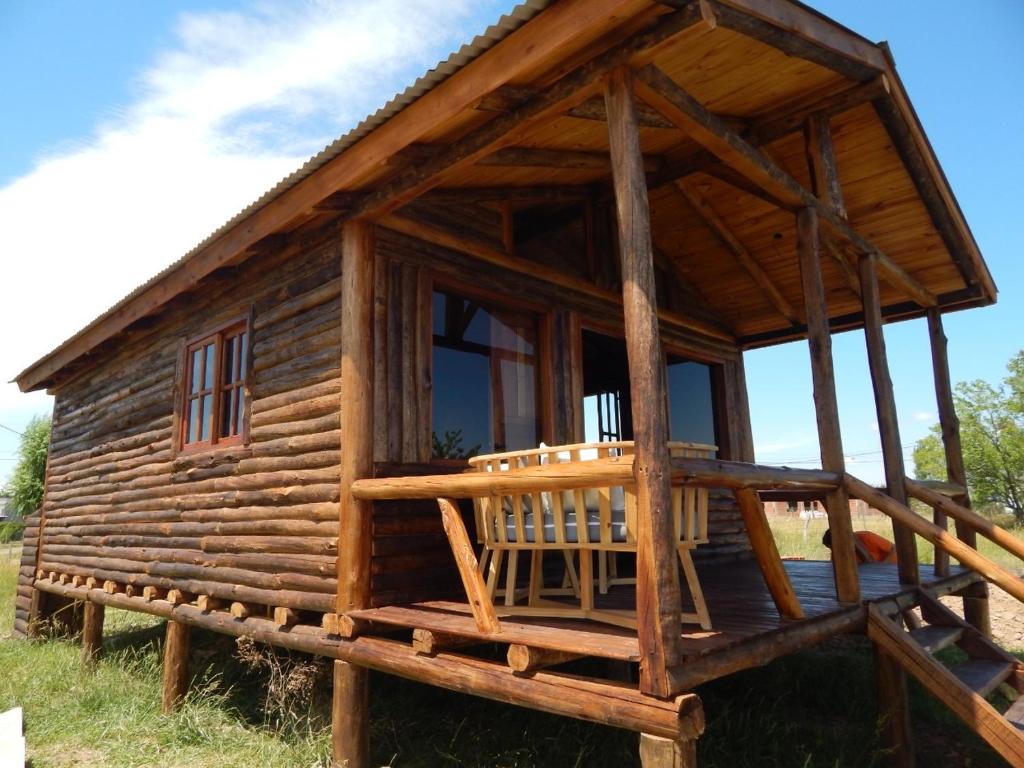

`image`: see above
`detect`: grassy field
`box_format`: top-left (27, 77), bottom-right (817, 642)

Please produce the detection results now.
top-left (0, 542), bottom-right (1014, 767)
top-left (768, 510), bottom-right (1024, 571)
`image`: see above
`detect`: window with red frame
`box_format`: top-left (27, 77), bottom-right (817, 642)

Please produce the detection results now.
top-left (181, 321), bottom-right (249, 450)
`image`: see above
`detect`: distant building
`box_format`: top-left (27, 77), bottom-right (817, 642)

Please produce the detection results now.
top-left (0, 494), bottom-right (15, 521)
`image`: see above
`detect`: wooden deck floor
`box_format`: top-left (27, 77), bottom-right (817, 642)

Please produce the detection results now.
top-left (348, 560), bottom-right (981, 667)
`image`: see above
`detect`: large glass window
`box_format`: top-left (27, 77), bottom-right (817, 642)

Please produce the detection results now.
top-left (431, 290), bottom-right (541, 459)
top-left (666, 353), bottom-right (716, 447)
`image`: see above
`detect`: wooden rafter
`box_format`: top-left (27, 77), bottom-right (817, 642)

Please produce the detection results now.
top-left (478, 85), bottom-right (676, 129)
top-left (676, 178), bottom-right (800, 325)
top-left (633, 64), bottom-right (937, 308)
top-left (347, 4), bottom-right (711, 221)
top-left (479, 146), bottom-right (663, 172)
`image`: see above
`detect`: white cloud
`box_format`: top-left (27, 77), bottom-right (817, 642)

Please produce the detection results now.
top-left (0, 0), bottom-right (497, 480)
top-left (911, 410), bottom-right (936, 422)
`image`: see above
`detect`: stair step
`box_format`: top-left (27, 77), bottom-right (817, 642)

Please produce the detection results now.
top-left (909, 625), bottom-right (964, 654)
top-left (951, 659), bottom-right (1015, 699)
top-left (1006, 698), bottom-right (1024, 732)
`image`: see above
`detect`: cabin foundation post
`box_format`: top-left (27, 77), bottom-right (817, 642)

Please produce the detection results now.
top-left (873, 643), bottom-right (915, 768)
top-left (81, 600), bottom-right (105, 666)
top-left (639, 733), bottom-right (698, 768)
top-left (927, 308), bottom-right (990, 635)
top-left (334, 219), bottom-right (376, 767)
top-left (795, 207), bottom-right (859, 602)
top-left (605, 66), bottom-right (683, 697)
top-left (332, 660), bottom-right (370, 768)
top-left (161, 619), bottom-right (191, 714)
top-left (858, 253), bottom-right (918, 583)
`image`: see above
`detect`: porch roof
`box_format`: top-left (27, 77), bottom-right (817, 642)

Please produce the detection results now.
top-left (16, 0), bottom-right (995, 392)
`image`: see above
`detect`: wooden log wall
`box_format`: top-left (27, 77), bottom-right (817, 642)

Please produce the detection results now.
top-left (23, 197), bottom-right (758, 632)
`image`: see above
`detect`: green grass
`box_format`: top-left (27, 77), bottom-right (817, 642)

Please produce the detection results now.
top-left (769, 511), bottom-right (1024, 571)
top-left (0, 543), bottom-right (1012, 767)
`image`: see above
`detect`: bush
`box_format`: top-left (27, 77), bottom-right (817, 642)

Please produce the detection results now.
top-left (0, 521), bottom-right (25, 544)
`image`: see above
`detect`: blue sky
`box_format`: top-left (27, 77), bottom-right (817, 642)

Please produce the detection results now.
top-left (0, 0), bottom-right (1021, 486)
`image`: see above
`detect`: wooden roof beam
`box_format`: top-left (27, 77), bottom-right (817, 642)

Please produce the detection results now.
top-left (478, 85), bottom-right (677, 129)
top-left (634, 64), bottom-right (937, 308)
top-left (479, 147), bottom-right (664, 173)
top-left (348, 3), bottom-right (713, 221)
top-left (676, 178), bottom-right (800, 325)
top-left (420, 186), bottom-right (595, 204)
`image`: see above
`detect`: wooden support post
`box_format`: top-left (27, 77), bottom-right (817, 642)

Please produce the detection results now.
top-left (859, 253), bottom-right (918, 584)
top-left (927, 308), bottom-right (989, 634)
top-left (334, 219), bottom-right (375, 768)
top-left (873, 644), bottom-right (915, 768)
top-left (639, 733), bottom-right (698, 768)
top-left (81, 601), bottom-right (105, 667)
top-left (27, 588), bottom-right (44, 638)
top-left (332, 660), bottom-right (369, 768)
top-left (796, 207), bottom-right (859, 603)
top-left (161, 620), bottom-right (191, 714)
top-left (734, 489), bottom-right (803, 619)
top-left (605, 66), bottom-right (683, 697)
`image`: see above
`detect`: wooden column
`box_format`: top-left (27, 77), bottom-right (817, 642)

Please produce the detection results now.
top-left (640, 733), bottom-right (698, 768)
top-left (333, 660), bottom-right (370, 768)
top-left (161, 620), bottom-right (191, 713)
top-left (874, 644), bottom-right (915, 768)
top-left (927, 308), bottom-right (989, 633)
top-left (796, 207), bottom-right (859, 602)
top-left (859, 253), bottom-right (918, 584)
top-left (605, 67), bottom-right (682, 697)
top-left (81, 601), bottom-right (105, 667)
top-left (334, 219), bottom-right (376, 767)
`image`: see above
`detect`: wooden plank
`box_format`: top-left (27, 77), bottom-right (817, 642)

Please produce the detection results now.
top-left (734, 489), bottom-right (803, 619)
top-left (676, 179), bottom-right (799, 324)
top-left (796, 207), bottom-right (859, 603)
top-left (633, 64), bottom-right (937, 308)
top-left (605, 66), bottom-right (683, 697)
top-left (859, 253), bottom-right (918, 583)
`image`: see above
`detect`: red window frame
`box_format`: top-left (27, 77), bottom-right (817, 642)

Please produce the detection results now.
top-left (179, 318), bottom-right (250, 452)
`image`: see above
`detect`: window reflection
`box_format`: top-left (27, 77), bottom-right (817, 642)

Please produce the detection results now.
top-left (432, 290), bottom-right (540, 458)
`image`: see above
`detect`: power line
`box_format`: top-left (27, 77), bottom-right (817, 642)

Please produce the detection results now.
top-left (0, 423), bottom-right (25, 438)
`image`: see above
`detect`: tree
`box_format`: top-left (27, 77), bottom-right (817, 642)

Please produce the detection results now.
top-left (913, 352), bottom-right (1024, 526)
top-left (7, 414), bottom-right (51, 518)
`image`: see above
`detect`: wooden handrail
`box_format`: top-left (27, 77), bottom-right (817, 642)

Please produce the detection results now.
top-left (350, 457), bottom-right (840, 501)
top-left (845, 474), bottom-right (1024, 604)
top-left (905, 478), bottom-right (1024, 563)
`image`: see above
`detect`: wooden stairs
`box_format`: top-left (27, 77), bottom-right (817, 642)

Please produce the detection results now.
top-left (868, 592), bottom-right (1024, 765)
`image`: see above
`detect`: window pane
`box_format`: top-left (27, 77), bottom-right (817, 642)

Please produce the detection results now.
top-left (432, 290), bottom-right (539, 458)
top-left (200, 394), bottom-right (213, 441)
top-left (203, 343), bottom-right (216, 389)
top-left (223, 336), bottom-right (237, 384)
top-left (666, 355), bottom-right (716, 448)
top-left (221, 388), bottom-right (236, 437)
top-left (186, 397), bottom-right (199, 444)
top-left (189, 348), bottom-right (203, 394)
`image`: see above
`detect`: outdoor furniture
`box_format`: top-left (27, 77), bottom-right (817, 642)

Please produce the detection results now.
top-left (444, 440), bottom-right (716, 630)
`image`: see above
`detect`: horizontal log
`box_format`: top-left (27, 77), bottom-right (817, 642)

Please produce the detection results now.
top-left (249, 413), bottom-right (340, 443)
top-left (201, 536), bottom-right (337, 556)
top-left (251, 378), bottom-right (341, 417)
top-left (351, 457), bottom-right (840, 500)
top-left (250, 393), bottom-right (340, 429)
top-left (507, 644), bottom-right (584, 672)
top-left (44, 519), bottom-right (337, 539)
top-left (41, 544), bottom-right (335, 575)
top-left (252, 277), bottom-right (340, 330)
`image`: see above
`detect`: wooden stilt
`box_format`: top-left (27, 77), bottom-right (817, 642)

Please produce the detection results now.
top-left (639, 733), bottom-right (698, 768)
top-left (873, 644), bottom-right (915, 768)
top-left (161, 619), bottom-right (191, 714)
top-left (605, 66), bottom-right (683, 697)
top-left (859, 253), bottom-right (918, 583)
top-left (81, 601), bottom-right (105, 667)
top-left (334, 219), bottom-right (376, 767)
top-left (796, 206), bottom-right (859, 603)
top-left (927, 308), bottom-right (990, 634)
top-left (27, 588), bottom-right (44, 638)
top-left (332, 660), bottom-right (370, 768)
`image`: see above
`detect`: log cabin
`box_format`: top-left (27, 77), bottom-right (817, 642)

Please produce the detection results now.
top-left (11, 0), bottom-right (1024, 765)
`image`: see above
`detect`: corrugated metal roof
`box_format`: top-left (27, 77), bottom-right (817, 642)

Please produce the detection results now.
top-left (18, 0), bottom-right (553, 385)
